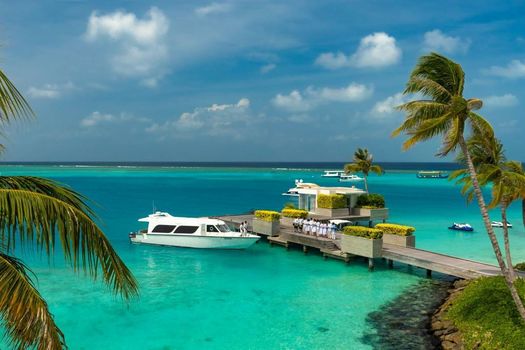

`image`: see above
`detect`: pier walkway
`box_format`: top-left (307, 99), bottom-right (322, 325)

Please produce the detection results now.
top-left (214, 214), bottom-right (505, 280)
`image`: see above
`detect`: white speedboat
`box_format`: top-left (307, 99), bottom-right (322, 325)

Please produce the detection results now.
top-left (491, 221), bottom-right (513, 228)
top-left (339, 174), bottom-right (364, 182)
top-left (129, 212), bottom-right (260, 249)
top-left (322, 170), bottom-right (345, 178)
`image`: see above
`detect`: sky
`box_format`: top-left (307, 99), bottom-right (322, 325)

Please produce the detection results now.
top-left (0, 0), bottom-right (524, 162)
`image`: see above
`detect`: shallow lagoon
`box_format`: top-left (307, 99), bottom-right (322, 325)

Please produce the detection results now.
top-left (2, 165), bottom-right (523, 349)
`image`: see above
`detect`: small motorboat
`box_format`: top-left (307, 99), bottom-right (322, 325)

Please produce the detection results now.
top-left (322, 170), bottom-right (345, 178)
top-left (417, 171), bottom-right (448, 179)
top-left (448, 223), bottom-right (474, 232)
top-left (339, 174), bottom-right (364, 182)
top-left (491, 221), bottom-right (513, 228)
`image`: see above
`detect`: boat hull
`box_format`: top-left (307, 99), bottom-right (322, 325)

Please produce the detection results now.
top-left (448, 226), bottom-right (474, 232)
top-left (129, 233), bottom-right (260, 249)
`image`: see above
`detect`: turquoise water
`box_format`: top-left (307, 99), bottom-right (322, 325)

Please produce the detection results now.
top-left (1, 165), bottom-right (524, 349)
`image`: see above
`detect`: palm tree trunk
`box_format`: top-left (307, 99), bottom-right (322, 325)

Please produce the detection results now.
top-left (364, 175), bottom-right (369, 194)
top-left (458, 135), bottom-right (525, 321)
top-left (501, 201), bottom-right (516, 281)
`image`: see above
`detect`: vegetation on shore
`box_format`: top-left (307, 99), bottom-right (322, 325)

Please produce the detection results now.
top-left (356, 193), bottom-right (385, 208)
top-left (446, 277), bottom-right (525, 349)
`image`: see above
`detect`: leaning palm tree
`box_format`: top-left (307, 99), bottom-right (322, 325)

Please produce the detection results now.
top-left (451, 133), bottom-right (525, 283)
top-left (392, 52), bottom-right (525, 321)
top-left (0, 69), bottom-right (138, 349)
top-left (344, 148), bottom-right (383, 193)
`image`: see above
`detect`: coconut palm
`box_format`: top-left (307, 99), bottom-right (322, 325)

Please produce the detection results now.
top-left (344, 148), bottom-right (383, 193)
top-left (0, 69), bottom-right (138, 349)
top-left (451, 134), bottom-right (525, 282)
top-left (393, 52), bottom-right (525, 320)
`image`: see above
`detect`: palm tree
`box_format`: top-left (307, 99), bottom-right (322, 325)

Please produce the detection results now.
top-left (344, 148), bottom-right (383, 193)
top-left (393, 52), bottom-right (525, 321)
top-left (0, 69), bottom-right (138, 349)
top-left (451, 134), bottom-right (525, 282)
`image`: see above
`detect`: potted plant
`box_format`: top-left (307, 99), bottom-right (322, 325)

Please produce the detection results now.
top-left (252, 210), bottom-right (281, 236)
top-left (375, 223), bottom-right (415, 247)
top-left (352, 194), bottom-right (389, 220)
top-left (280, 208), bottom-right (308, 226)
top-left (315, 194), bottom-right (350, 217)
top-left (341, 226), bottom-right (383, 258)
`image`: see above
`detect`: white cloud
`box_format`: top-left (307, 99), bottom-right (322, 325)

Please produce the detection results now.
top-left (315, 52), bottom-right (350, 70)
top-left (195, 3), bottom-right (232, 16)
top-left (315, 32), bottom-right (401, 69)
top-left (260, 63), bottom-right (276, 74)
top-left (483, 94), bottom-right (519, 108)
top-left (484, 59), bottom-right (525, 78)
top-left (372, 93), bottom-right (406, 115)
top-left (81, 111), bottom-right (151, 128)
top-left (423, 29), bottom-right (470, 54)
top-left (272, 83), bottom-right (373, 112)
top-left (27, 82), bottom-right (75, 99)
top-left (146, 98), bottom-right (252, 136)
top-left (85, 7), bottom-right (169, 86)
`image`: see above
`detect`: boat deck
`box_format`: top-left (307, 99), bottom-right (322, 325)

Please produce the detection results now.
top-left (214, 214), bottom-right (509, 279)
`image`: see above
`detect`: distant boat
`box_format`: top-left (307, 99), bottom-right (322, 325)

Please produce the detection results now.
top-left (129, 211), bottom-right (259, 249)
top-left (491, 221), bottom-right (513, 228)
top-left (322, 170), bottom-right (345, 178)
top-left (339, 174), bottom-right (364, 182)
top-left (448, 223), bottom-right (474, 232)
top-left (417, 170), bottom-right (448, 179)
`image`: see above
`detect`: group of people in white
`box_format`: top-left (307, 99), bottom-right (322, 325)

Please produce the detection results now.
top-left (293, 218), bottom-right (337, 239)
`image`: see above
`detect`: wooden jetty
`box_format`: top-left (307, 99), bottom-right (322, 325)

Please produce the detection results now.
top-left (214, 214), bottom-right (507, 280)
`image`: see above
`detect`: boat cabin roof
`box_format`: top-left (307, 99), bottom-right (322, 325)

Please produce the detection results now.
top-left (138, 212), bottom-right (226, 226)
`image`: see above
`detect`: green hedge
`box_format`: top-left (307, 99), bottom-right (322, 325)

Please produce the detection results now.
top-left (254, 210), bottom-right (281, 222)
top-left (343, 226), bottom-right (383, 239)
top-left (317, 194), bottom-right (348, 209)
top-left (447, 277), bottom-right (525, 349)
top-left (281, 208), bottom-right (308, 219)
top-left (356, 193), bottom-right (385, 208)
top-left (375, 223), bottom-right (415, 236)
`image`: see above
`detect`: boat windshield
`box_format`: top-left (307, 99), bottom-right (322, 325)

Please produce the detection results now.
top-left (217, 224), bottom-right (231, 232)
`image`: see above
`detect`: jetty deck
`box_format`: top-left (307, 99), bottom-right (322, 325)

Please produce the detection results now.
top-left (215, 214), bottom-right (506, 280)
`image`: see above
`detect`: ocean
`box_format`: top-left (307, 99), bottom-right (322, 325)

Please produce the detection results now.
top-left (1, 163), bottom-right (523, 349)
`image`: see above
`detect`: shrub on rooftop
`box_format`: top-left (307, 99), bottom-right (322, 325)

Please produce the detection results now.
top-left (356, 193), bottom-right (385, 208)
top-left (375, 223), bottom-right (415, 236)
top-left (281, 208), bottom-right (308, 219)
top-left (317, 194), bottom-right (347, 209)
top-left (254, 210), bottom-right (281, 222)
top-left (343, 226), bottom-right (383, 240)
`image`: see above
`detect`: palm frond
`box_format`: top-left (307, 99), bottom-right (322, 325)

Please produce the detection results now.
top-left (369, 165), bottom-right (384, 175)
top-left (468, 112), bottom-right (494, 139)
top-left (0, 188), bottom-right (138, 299)
top-left (0, 69), bottom-right (34, 123)
top-left (402, 113), bottom-right (451, 150)
top-left (0, 252), bottom-right (64, 350)
top-left (407, 53), bottom-right (465, 97)
top-left (404, 77), bottom-right (451, 102)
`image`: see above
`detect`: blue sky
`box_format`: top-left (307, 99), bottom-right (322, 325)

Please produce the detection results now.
top-left (1, 0), bottom-right (524, 162)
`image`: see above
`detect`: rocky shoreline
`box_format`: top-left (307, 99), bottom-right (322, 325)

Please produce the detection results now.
top-left (361, 278), bottom-right (454, 349)
top-left (431, 279), bottom-right (469, 350)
